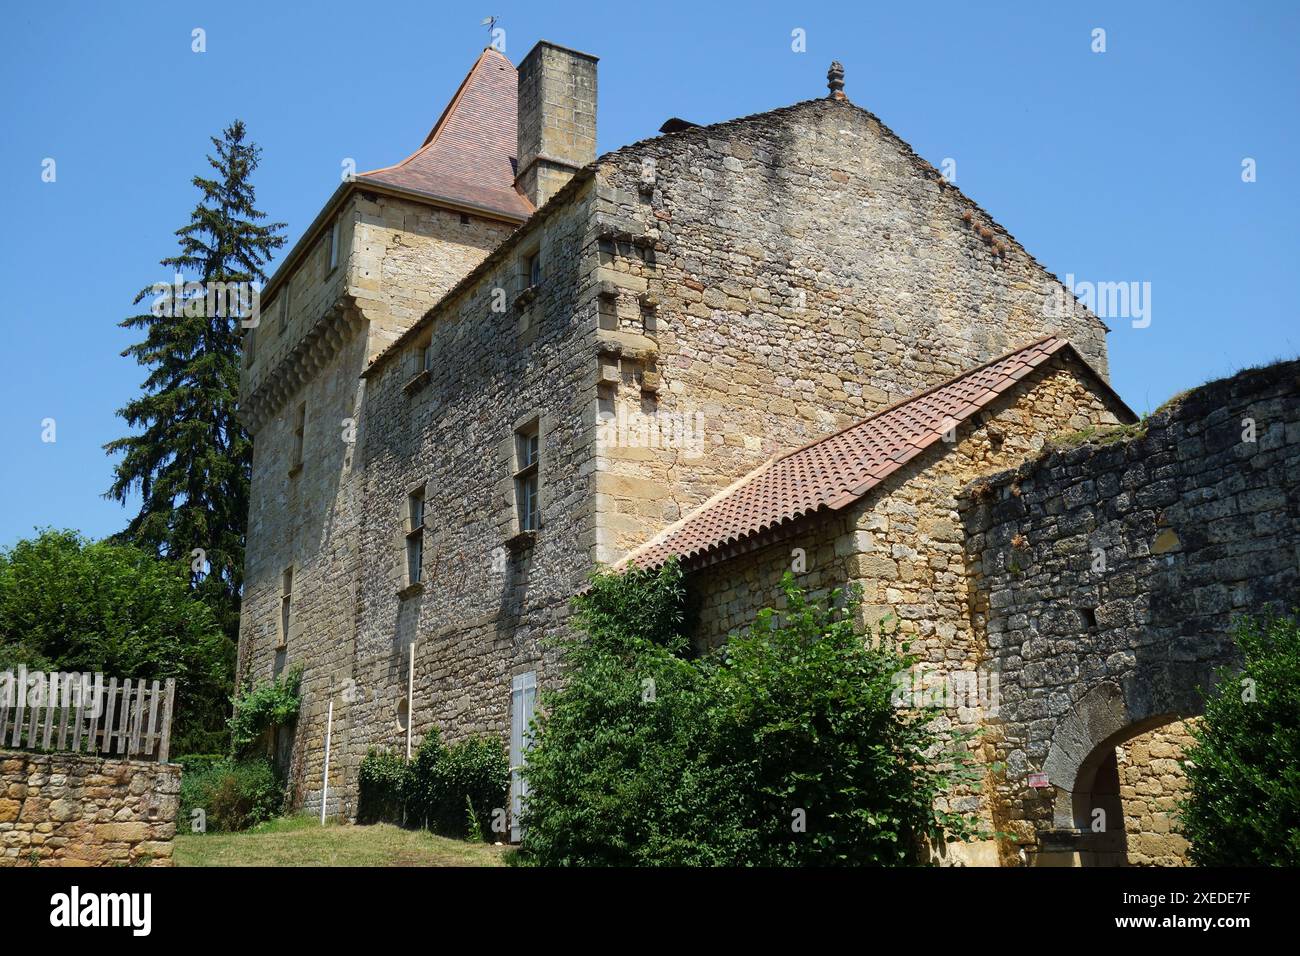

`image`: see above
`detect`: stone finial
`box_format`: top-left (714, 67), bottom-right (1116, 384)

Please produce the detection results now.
top-left (827, 61), bottom-right (846, 100)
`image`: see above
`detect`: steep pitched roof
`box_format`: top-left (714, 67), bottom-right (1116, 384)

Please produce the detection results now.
top-left (619, 337), bottom-right (1133, 571)
top-left (357, 47), bottom-right (533, 221)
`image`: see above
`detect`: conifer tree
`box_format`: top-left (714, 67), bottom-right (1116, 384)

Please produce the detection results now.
top-left (106, 120), bottom-right (285, 640)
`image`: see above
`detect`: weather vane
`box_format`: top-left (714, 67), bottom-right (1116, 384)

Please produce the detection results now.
top-left (481, 15), bottom-right (499, 34)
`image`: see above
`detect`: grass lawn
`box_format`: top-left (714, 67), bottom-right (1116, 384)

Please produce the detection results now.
top-left (174, 815), bottom-right (514, 867)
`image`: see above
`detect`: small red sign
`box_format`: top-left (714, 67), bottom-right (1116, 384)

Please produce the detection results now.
top-left (1027, 772), bottom-right (1050, 788)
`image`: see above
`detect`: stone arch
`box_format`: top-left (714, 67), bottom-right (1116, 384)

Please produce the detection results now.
top-left (1039, 667), bottom-right (1211, 865)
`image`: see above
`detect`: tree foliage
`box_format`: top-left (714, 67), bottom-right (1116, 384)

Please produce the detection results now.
top-left (520, 562), bottom-right (983, 866)
top-left (105, 119), bottom-right (285, 640)
top-left (1180, 613), bottom-right (1300, 865)
top-left (0, 529), bottom-right (234, 754)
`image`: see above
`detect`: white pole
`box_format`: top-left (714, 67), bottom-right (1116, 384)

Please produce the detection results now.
top-left (321, 699), bottom-right (333, 826)
top-left (406, 642), bottom-right (415, 762)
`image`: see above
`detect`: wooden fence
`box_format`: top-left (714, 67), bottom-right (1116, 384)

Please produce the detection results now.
top-left (0, 671), bottom-right (175, 763)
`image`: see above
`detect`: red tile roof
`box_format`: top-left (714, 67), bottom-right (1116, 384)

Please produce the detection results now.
top-left (358, 48), bottom-right (533, 221)
top-left (620, 337), bottom-right (1127, 571)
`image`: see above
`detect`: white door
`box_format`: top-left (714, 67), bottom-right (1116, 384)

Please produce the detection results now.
top-left (509, 671), bottom-right (537, 842)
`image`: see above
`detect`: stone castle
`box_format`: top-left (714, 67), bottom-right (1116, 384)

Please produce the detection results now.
top-left (237, 42), bottom-right (1300, 865)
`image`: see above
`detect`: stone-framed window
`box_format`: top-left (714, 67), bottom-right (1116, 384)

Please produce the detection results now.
top-left (277, 566), bottom-right (294, 649)
top-left (277, 280), bottom-right (292, 336)
top-left (514, 421), bottom-right (540, 533)
top-left (289, 402), bottom-right (306, 476)
top-left (404, 486), bottom-right (426, 587)
top-left (497, 412), bottom-right (549, 547)
top-left (243, 325), bottom-right (255, 368)
top-left (326, 217), bottom-right (341, 275)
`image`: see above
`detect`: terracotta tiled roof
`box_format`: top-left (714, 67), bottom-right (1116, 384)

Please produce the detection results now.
top-left (357, 48), bottom-right (533, 221)
top-left (621, 337), bottom-right (1124, 571)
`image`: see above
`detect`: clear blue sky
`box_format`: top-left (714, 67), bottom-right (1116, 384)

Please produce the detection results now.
top-left (1, 1), bottom-right (1296, 548)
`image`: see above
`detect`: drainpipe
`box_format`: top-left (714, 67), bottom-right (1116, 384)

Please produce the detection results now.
top-left (321, 699), bottom-right (333, 825)
top-left (406, 642), bottom-right (415, 762)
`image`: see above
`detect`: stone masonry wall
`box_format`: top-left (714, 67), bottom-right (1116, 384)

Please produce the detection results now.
top-left (1118, 719), bottom-right (1195, 866)
top-left (960, 358), bottom-right (1300, 862)
top-left (0, 750), bottom-right (180, 867)
top-left (310, 176), bottom-right (604, 815)
top-left (592, 96), bottom-right (1111, 563)
top-left (238, 191), bottom-right (520, 815)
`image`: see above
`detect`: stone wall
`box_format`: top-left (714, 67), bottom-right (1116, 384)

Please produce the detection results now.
top-left (592, 96), bottom-right (1112, 562)
top-left (293, 175), bottom-right (606, 814)
top-left (238, 189), bottom-right (522, 815)
top-left (1118, 719), bottom-right (1194, 866)
top-left (960, 358), bottom-right (1300, 863)
top-left (0, 750), bottom-right (180, 867)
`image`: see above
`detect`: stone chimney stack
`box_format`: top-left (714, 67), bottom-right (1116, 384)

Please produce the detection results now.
top-left (515, 40), bottom-right (598, 208)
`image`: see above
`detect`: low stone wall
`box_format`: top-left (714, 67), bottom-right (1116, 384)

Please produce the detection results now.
top-left (0, 749), bottom-right (181, 867)
top-left (960, 357), bottom-right (1299, 861)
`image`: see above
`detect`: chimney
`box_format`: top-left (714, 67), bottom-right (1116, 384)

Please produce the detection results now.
top-left (515, 40), bottom-right (598, 208)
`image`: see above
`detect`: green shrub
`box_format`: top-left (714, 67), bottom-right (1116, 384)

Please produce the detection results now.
top-left (521, 564), bottom-right (983, 866)
top-left (429, 735), bottom-right (509, 839)
top-left (1180, 613), bottom-right (1300, 865)
top-left (356, 733), bottom-right (509, 840)
top-left (404, 731), bottom-right (509, 838)
top-left (357, 749), bottom-right (407, 825)
top-left (174, 753), bottom-right (226, 776)
top-left (179, 757), bottom-right (282, 832)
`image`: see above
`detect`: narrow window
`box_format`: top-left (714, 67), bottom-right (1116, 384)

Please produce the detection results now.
top-left (243, 326), bottom-right (256, 368)
top-left (514, 422), bottom-right (540, 532)
top-left (327, 218), bottom-right (340, 273)
top-left (291, 402), bottom-right (306, 473)
top-left (278, 567), bottom-right (294, 648)
top-left (422, 337), bottom-right (435, 373)
top-left (526, 251), bottom-right (542, 288)
top-left (280, 280), bottom-right (292, 333)
top-left (459, 212), bottom-right (470, 225)
top-left (405, 487), bottom-right (425, 586)
top-left (509, 671), bottom-right (537, 842)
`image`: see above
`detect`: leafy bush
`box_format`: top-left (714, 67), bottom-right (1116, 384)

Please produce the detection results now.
top-left (179, 757), bottom-right (282, 832)
top-left (229, 667), bottom-right (302, 757)
top-left (175, 753), bottom-right (227, 777)
top-left (0, 529), bottom-right (234, 754)
top-left (1180, 614), bottom-right (1300, 865)
top-left (426, 735), bottom-right (510, 839)
top-left (356, 732), bottom-right (509, 840)
top-left (520, 563), bottom-right (983, 866)
top-left (357, 749), bottom-right (407, 825)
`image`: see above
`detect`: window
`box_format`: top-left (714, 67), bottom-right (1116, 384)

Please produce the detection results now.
top-left (278, 567), bottom-right (294, 648)
top-left (405, 487), bottom-right (425, 586)
top-left (422, 339), bottom-right (435, 373)
top-left (290, 402), bottom-right (306, 473)
top-left (243, 326), bottom-right (256, 368)
top-left (526, 251), bottom-right (542, 288)
top-left (509, 671), bottom-right (537, 842)
top-left (326, 218), bottom-right (340, 273)
top-left (514, 422), bottom-right (540, 532)
top-left (280, 280), bottom-right (292, 334)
